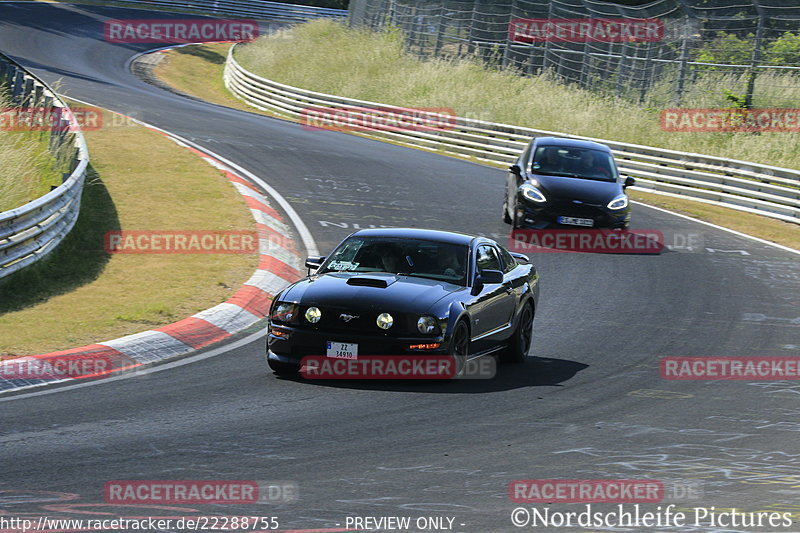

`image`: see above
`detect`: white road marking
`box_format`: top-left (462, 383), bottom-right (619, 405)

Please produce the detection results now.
top-left (632, 200), bottom-right (800, 256)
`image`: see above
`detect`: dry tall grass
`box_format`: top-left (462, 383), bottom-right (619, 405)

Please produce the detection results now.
top-left (235, 20), bottom-right (800, 170)
top-left (0, 91), bottom-right (63, 212)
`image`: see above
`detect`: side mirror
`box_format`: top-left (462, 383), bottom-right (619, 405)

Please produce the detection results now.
top-left (509, 164), bottom-right (522, 176)
top-left (623, 176), bottom-right (636, 188)
top-left (472, 269), bottom-right (504, 295)
top-left (509, 252), bottom-right (530, 264)
top-left (476, 269), bottom-right (503, 284)
top-left (305, 255), bottom-right (325, 274)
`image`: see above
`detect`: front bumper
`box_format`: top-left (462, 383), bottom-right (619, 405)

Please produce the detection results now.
top-left (266, 325), bottom-right (449, 365)
top-left (517, 196), bottom-right (630, 229)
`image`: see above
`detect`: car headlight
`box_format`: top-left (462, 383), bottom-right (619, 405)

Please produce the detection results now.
top-left (271, 302), bottom-right (298, 323)
top-left (607, 195), bottom-right (629, 210)
top-left (519, 183), bottom-right (546, 203)
top-left (417, 316), bottom-right (440, 335)
top-left (305, 306), bottom-right (322, 323)
top-left (376, 312), bottom-right (394, 330)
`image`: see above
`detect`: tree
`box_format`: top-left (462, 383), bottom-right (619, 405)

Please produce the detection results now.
top-left (767, 32), bottom-right (800, 66)
top-left (693, 32), bottom-right (753, 66)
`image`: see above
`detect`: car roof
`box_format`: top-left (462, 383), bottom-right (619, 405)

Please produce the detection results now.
top-left (534, 136), bottom-right (612, 152)
top-left (350, 227), bottom-right (476, 246)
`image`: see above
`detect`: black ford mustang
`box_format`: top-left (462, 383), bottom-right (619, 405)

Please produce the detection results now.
top-left (503, 137), bottom-right (635, 229)
top-left (266, 228), bottom-right (539, 376)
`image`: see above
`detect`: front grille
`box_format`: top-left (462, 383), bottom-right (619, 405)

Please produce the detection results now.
top-left (321, 308), bottom-right (377, 333)
top-left (546, 201), bottom-right (605, 218)
top-left (300, 306), bottom-right (413, 335)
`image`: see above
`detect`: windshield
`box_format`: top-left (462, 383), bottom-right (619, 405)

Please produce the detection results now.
top-left (320, 236), bottom-right (469, 285)
top-left (531, 145), bottom-right (617, 181)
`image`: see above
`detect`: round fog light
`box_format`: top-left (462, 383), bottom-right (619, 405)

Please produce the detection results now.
top-left (305, 306), bottom-right (322, 323)
top-left (417, 316), bottom-right (438, 334)
top-left (376, 312), bottom-right (394, 330)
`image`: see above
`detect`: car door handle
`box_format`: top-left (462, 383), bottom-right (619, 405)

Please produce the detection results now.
top-left (505, 287), bottom-right (514, 295)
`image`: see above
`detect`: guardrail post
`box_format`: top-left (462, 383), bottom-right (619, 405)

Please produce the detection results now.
top-left (11, 70), bottom-right (25, 101)
top-left (1, 63), bottom-right (14, 88)
top-left (466, 1), bottom-right (477, 56)
top-left (387, 0), bottom-right (396, 27)
top-left (744, 11), bottom-right (765, 109)
top-left (22, 78), bottom-right (34, 107)
top-left (33, 84), bottom-right (43, 108)
top-left (432, 2), bottom-right (445, 57)
top-left (673, 17), bottom-right (691, 105)
top-left (615, 42), bottom-right (629, 98)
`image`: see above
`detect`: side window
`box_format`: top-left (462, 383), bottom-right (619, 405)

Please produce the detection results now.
top-left (498, 246), bottom-right (517, 273)
top-left (476, 245), bottom-right (502, 272)
top-left (519, 141), bottom-right (534, 172)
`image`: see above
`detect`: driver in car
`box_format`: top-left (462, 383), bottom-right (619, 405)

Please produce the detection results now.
top-left (535, 146), bottom-right (564, 174)
top-left (438, 246), bottom-right (463, 278)
top-left (580, 151), bottom-right (612, 178)
top-left (373, 242), bottom-right (402, 273)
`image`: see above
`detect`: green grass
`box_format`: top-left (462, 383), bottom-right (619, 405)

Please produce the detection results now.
top-left (0, 90), bottom-right (66, 211)
top-left (154, 44), bottom-right (249, 111)
top-left (629, 190), bottom-right (800, 250)
top-left (0, 107), bottom-right (258, 356)
top-left (234, 20), bottom-right (800, 170)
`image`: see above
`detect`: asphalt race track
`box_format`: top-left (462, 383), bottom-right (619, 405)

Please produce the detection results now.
top-left (1, 3), bottom-right (800, 532)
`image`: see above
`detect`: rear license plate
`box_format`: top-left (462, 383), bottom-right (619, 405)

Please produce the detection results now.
top-left (326, 341), bottom-right (358, 359)
top-left (558, 216), bottom-right (594, 227)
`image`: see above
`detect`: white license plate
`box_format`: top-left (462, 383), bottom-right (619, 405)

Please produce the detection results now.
top-left (558, 216), bottom-right (594, 227)
top-left (326, 341), bottom-right (358, 359)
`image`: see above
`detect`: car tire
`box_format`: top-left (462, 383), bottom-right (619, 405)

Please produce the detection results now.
top-left (501, 302), bottom-right (534, 364)
top-left (268, 358), bottom-right (300, 377)
top-left (503, 197), bottom-right (512, 224)
top-left (510, 199), bottom-right (524, 229)
top-left (450, 320), bottom-right (470, 378)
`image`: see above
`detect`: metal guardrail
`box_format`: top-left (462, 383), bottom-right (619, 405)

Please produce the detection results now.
top-left (0, 55), bottom-right (90, 280)
top-left (224, 45), bottom-right (800, 225)
top-left (68, 0), bottom-right (347, 22)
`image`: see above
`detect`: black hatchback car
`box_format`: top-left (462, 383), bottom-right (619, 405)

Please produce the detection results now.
top-left (503, 137), bottom-right (635, 229)
top-left (266, 228), bottom-right (539, 376)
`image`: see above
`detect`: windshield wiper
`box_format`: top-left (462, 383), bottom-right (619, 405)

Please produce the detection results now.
top-left (395, 272), bottom-right (438, 281)
top-left (532, 170), bottom-right (580, 178)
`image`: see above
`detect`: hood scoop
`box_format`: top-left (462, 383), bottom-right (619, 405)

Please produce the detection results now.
top-left (346, 275), bottom-right (396, 288)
